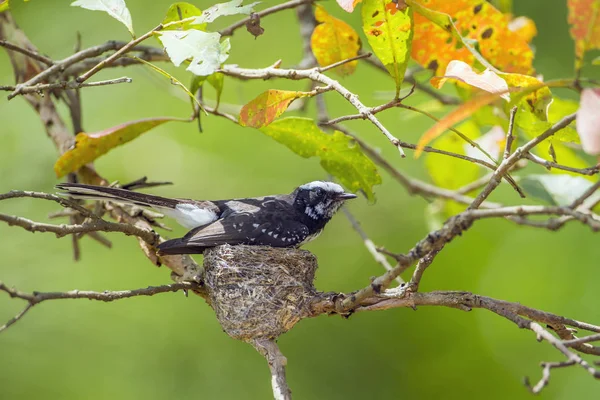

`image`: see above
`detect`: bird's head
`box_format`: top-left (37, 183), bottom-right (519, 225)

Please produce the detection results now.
top-left (292, 181), bottom-right (357, 223)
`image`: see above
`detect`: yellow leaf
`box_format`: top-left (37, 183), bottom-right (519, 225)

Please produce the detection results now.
top-left (311, 5), bottom-right (361, 76)
top-left (239, 90), bottom-right (314, 128)
top-left (54, 117), bottom-right (185, 178)
top-left (362, 0), bottom-right (413, 98)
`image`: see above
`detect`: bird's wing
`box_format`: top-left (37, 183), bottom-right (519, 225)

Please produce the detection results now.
top-left (157, 213), bottom-right (310, 254)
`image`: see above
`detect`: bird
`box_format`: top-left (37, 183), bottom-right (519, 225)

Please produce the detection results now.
top-left (56, 181), bottom-right (357, 255)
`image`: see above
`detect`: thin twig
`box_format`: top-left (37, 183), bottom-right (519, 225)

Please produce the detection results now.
top-left (525, 152), bottom-right (600, 176)
top-left (570, 180), bottom-right (600, 209)
top-left (0, 77), bottom-right (132, 95)
top-left (563, 333), bottom-right (600, 347)
top-left (341, 206), bottom-right (403, 284)
top-left (0, 39), bottom-right (53, 65)
top-left (407, 249), bottom-right (442, 292)
top-left (7, 40), bottom-right (138, 99)
top-left (328, 124), bottom-right (503, 208)
top-left (0, 190), bottom-right (99, 220)
top-left (219, 0), bottom-right (316, 37)
top-left (468, 113), bottom-right (578, 210)
top-left (318, 52), bottom-right (372, 73)
top-left (360, 53), bottom-right (461, 106)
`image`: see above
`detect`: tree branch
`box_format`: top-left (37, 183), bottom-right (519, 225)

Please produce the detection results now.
top-left (251, 339), bottom-right (292, 400)
top-left (220, 64), bottom-right (407, 157)
top-left (1, 76), bottom-right (132, 95)
top-left (219, 0), bottom-right (316, 37)
top-left (0, 281), bottom-right (201, 333)
top-left (0, 38), bottom-right (53, 65)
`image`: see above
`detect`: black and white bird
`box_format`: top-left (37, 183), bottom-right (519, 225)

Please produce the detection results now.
top-left (56, 181), bottom-right (357, 255)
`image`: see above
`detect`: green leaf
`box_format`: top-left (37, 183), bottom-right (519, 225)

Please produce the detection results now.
top-left (259, 117), bottom-right (382, 201)
top-left (519, 177), bottom-right (558, 205)
top-left (162, 2), bottom-right (206, 31)
top-left (239, 90), bottom-right (314, 128)
top-left (54, 117), bottom-right (187, 178)
top-left (193, 0), bottom-right (259, 24)
top-left (158, 30), bottom-right (230, 76)
top-left (207, 72), bottom-right (224, 108)
top-left (361, 0), bottom-right (413, 98)
top-left (520, 174), bottom-right (600, 206)
top-left (516, 100), bottom-right (579, 144)
top-left (0, 0), bottom-right (9, 12)
top-left (425, 120), bottom-right (481, 189)
top-left (191, 72), bottom-right (224, 106)
top-left (71, 0), bottom-right (134, 36)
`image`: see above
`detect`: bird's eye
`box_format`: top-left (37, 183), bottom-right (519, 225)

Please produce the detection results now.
top-left (315, 188), bottom-right (324, 196)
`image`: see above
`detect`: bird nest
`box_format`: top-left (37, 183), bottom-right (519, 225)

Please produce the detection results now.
top-left (203, 245), bottom-right (318, 341)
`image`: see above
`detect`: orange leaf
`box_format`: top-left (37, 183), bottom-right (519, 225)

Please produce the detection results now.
top-left (239, 90), bottom-right (313, 128)
top-left (411, 0), bottom-right (534, 76)
top-left (336, 0), bottom-right (362, 12)
top-left (415, 92), bottom-right (502, 157)
top-left (567, 0), bottom-right (600, 64)
top-left (54, 117), bottom-right (184, 178)
top-left (311, 4), bottom-right (361, 76)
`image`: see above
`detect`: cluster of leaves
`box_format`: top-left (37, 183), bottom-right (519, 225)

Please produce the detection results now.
top-left (15, 0), bottom-right (600, 208)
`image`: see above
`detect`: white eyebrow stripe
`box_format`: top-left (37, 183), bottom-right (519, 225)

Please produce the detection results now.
top-left (299, 181), bottom-right (344, 193)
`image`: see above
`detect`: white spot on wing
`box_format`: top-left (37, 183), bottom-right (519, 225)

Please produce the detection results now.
top-left (225, 200), bottom-right (261, 213)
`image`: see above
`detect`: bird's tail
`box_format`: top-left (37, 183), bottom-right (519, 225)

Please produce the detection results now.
top-left (157, 238), bottom-right (206, 255)
top-left (56, 183), bottom-right (180, 209)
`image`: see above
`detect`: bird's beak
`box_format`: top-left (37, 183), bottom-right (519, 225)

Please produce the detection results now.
top-left (336, 192), bottom-right (357, 200)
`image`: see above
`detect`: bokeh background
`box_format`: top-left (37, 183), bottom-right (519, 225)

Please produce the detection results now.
top-left (1, 1), bottom-right (598, 399)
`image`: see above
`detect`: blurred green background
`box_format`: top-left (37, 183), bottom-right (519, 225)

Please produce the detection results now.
top-left (1, 1), bottom-right (598, 399)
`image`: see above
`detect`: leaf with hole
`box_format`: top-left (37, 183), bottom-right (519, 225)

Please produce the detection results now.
top-left (158, 29), bottom-right (230, 76)
top-left (193, 0), bottom-right (259, 24)
top-left (162, 2), bottom-right (206, 31)
top-left (361, 0), bottom-right (413, 97)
